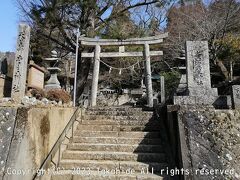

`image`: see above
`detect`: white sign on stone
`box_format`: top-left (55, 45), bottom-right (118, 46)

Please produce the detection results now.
top-left (11, 24), bottom-right (31, 102)
top-left (232, 85), bottom-right (240, 109)
top-left (186, 41), bottom-right (217, 97)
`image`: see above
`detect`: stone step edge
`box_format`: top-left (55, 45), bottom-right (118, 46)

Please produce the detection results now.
top-left (62, 150), bottom-right (165, 156)
top-left (74, 131), bottom-right (160, 134)
top-left (73, 131), bottom-right (161, 138)
top-left (82, 115), bottom-right (154, 119)
top-left (72, 136), bottom-right (162, 140)
top-left (59, 159), bottom-right (168, 166)
top-left (68, 143), bottom-right (163, 147)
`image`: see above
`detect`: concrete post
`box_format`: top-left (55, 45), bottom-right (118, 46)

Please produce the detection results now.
top-left (144, 43), bottom-right (153, 107)
top-left (90, 44), bottom-right (101, 107)
top-left (160, 76), bottom-right (165, 103)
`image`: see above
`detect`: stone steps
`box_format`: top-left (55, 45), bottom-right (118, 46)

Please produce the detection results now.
top-left (76, 125), bottom-right (161, 132)
top-left (82, 115), bottom-right (154, 121)
top-left (67, 143), bottom-right (163, 153)
top-left (72, 137), bottom-right (162, 145)
top-left (85, 110), bottom-right (153, 116)
top-left (50, 106), bottom-right (168, 179)
top-left (74, 131), bottom-right (161, 138)
top-left (51, 170), bottom-right (167, 180)
top-left (80, 119), bottom-right (160, 126)
top-left (62, 151), bottom-right (166, 162)
top-left (58, 160), bottom-right (168, 173)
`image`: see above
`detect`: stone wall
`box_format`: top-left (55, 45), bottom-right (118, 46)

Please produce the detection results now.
top-left (0, 107), bottom-right (75, 180)
top-left (0, 108), bottom-right (17, 180)
top-left (177, 107), bottom-right (240, 180)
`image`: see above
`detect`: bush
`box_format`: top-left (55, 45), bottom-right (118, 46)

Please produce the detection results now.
top-left (29, 88), bottom-right (46, 100)
top-left (46, 89), bottom-right (71, 103)
top-left (160, 71), bottom-right (181, 98)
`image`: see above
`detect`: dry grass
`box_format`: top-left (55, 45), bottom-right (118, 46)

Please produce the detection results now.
top-left (46, 89), bottom-right (71, 103)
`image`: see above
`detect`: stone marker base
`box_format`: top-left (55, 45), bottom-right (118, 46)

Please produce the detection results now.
top-left (188, 87), bottom-right (218, 97)
top-left (174, 95), bottom-right (231, 109)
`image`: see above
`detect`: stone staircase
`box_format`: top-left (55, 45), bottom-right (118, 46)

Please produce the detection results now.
top-left (51, 106), bottom-right (170, 180)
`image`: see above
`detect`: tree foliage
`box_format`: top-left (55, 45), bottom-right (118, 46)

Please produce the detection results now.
top-left (17, 0), bottom-right (171, 100)
top-left (165, 0), bottom-right (240, 81)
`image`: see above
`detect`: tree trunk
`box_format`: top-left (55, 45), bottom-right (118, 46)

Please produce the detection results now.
top-left (76, 54), bottom-right (92, 101)
top-left (216, 59), bottom-right (229, 80)
top-left (76, 8), bottom-right (96, 105)
top-left (230, 60), bottom-right (233, 81)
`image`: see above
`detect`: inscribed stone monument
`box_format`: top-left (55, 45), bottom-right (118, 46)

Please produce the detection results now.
top-left (186, 41), bottom-right (217, 97)
top-left (11, 24), bottom-right (31, 102)
top-left (174, 41), bottom-right (218, 105)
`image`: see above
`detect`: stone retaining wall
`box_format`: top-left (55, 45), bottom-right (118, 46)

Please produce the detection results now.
top-left (177, 107), bottom-right (240, 180)
top-left (0, 108), bottom-right (17, 180)
top-left (0, 107), bottom-right (75, 180)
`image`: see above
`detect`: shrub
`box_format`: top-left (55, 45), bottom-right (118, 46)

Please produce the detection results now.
top-left (30, 88), bottom-right (46, 100)
top-left (46, 89), bottom-right (71, 103)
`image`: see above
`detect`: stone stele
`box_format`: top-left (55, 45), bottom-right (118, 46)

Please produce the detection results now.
top-left (11, 24), bottom-right (31, 102)
top-left (174, 41), bottom-right (218, 105)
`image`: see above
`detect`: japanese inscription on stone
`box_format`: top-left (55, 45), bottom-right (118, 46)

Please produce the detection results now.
top-left (11, 24), bottom-right (31, 102)
top-left (186, 41), bottom-right (216, 96)
top-left (193, 49), bottom-right (204, 85)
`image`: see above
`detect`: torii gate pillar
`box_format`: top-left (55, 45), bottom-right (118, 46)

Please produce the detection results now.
top-left (90, 44), bottom-right (101, 106)
top-left (144, 43), bottom-right (153, 107)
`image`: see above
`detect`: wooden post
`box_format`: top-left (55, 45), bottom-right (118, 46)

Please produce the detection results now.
top-left (90, 44), bottom-right (101, 106)
top-left (144, 43), bottom-right (153, 107)
top-left (160, 76), bottom-right (165, 103)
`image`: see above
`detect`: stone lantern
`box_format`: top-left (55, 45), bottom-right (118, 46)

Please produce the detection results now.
top-left (44, 50), bottom-right (61, 90)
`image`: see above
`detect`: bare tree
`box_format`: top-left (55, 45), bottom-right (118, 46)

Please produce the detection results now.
top-left (166, 0), bottom-right (240, 80)
top-left (16, 0), bottom-right (170, 100)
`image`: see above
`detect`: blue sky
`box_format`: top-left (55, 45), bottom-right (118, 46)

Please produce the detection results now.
top-left (0, 1), bottom-right (19, 52)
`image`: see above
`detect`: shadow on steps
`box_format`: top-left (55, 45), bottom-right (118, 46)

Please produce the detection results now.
top-left (132, 111), bottom-right (180, 180)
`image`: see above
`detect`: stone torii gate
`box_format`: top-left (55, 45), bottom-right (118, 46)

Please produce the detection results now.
top-left (80, 33), bottom-right (168, 107)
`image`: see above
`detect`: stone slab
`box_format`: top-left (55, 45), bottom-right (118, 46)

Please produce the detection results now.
top-left (11, 24), bottom-right (31, 102)
top-left (186, 41), bottom-right (216, 96)
top-left (186, 41), bottom-right (217, 97)
top-left (174, 95), bottom-right (231, 107)
top-left (232, 85), bottom-right (240, 109)
top-left (28, 66), bottom-right (44, 89)
top-left (174, 41), bottom-right (218, 105)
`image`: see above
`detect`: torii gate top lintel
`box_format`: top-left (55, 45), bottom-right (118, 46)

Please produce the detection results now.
top-left (79, 33), bottom-right (168, 46)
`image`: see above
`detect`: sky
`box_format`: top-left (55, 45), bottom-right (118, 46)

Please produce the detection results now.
top-left (0, 0), bottom-right (19, 52)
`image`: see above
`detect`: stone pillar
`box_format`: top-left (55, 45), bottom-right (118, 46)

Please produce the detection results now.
top-left (160, 76), bottom-right (165, 103)
top-left (186, 41), bottom-right (217, 96)
top-left (174, 41), bottom-right (218, 105)
top-left (144, 43), bottom-right (153, 107)
top-left (90, 44), bottom-right (101, 107)
top-left (11, 24), bottom-right (31, 103)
